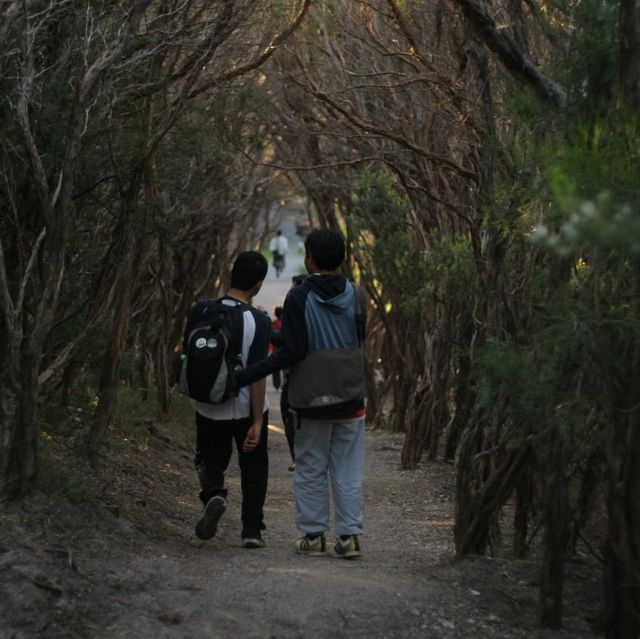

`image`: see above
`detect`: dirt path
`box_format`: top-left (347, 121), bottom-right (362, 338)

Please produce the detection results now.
top-left (0, 258), bottom-right (601, 638)
top-left (92, 401), bottom-right (462, 639)
top-left (0, 386), bottom-right (601, 638)
top-left (253, 232), bottom-right (306, 313)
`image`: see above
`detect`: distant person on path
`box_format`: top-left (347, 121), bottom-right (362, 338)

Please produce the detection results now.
top-left (185, 251), bottom-right (271, 548)
top-left (235, 230), bottom-right (367, 559)
top-left (269, 230), bottom-right (289, 277)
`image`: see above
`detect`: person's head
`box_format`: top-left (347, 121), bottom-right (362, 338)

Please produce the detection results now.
top-left (276, 230), bottom-right (282, 236)
top-left (304, 229), bottom-right (345, 273)
top-left (274, 306), bottom-right (283, 319)
top-left (230, 250), bottom-right (268, 295)
top-left (291, 274), bottom-right (305, 287)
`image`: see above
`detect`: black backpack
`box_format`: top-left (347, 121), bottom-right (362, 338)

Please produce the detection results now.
top-left (177, 299), bottom-right (246, 404)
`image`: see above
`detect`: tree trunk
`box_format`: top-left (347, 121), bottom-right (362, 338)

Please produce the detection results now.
top-left (569, 450), bottom-right (601, 553)
top-left (1, 352), bottom-right (39, 498)
top-left (539, 442), bottom-right (569, 628)
top-left (619, 0), bottom-right (640, 110)
top-left (512, 459), bottom-right (533, 558)
top-left (153, 235), bottom-right (174, 421)
top-left (401, 387), bottom-right (429, 468)
top-left (392, 378), bottom-right (410, 435)
top-left (90, 267), bottom-right (137, 441)
top-left (454, 409), bottom-right (490, 555)
top-left (604, 408), bottom-right (640, 639)
top-left (61, 360), bottom-right (80, 407)
top-left (138, 346), bottom-right (152, 401)
top-left (0, 231), bottom-right (66, 497)
top-left (445, 349), bottom-right (474, 461)
top-left (455, 420), bottom-right (531, 557)
top-left (454, 0), bottom-right (567, 107)
top-left (153, 338), bottom-right (171, 420)
top-left (90, 201), bottom-right (147, 441)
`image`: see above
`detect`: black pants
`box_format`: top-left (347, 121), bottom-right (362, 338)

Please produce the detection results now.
top-left (194, 411), bottom-right (269, 538)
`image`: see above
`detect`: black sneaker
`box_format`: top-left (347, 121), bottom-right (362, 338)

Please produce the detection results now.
top-left (242, 535), bottom-right (266, 549)
top-left (195, 496), bottom-right (226, 540)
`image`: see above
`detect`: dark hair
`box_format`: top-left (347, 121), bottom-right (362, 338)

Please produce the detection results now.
top-left (274, 306), bottom-right (283, 319)
top-left (230, 251), bottom-right (268, 291)
top-left (304, 229), bottom-right (345, 271)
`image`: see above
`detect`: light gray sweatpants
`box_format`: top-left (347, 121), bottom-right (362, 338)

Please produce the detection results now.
top-left (294, 415), bottom-right (365, 536)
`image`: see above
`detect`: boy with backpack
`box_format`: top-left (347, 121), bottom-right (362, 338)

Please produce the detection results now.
top-left (181, 251), bottom-right (271, 548)
top-left (234, 230), bottom-right (366, 559)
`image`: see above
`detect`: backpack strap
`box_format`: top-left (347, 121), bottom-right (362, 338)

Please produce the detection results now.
top-left (183, 299), bottom-right (215, 353)
top-left (183, 297), bottom-right (248, 353)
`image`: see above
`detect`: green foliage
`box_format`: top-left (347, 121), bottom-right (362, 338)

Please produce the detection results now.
top-left (477, 308), bottom-right (599, 456)
top-left (546, 120), bottom-right (639, 208)
top-left (350, 171), bottom-right (481, 322)
top-left (421, 235), bottom-right (480, 311)
top-left (475, 0), bottom-right (639, 475)
top-left (564, 0), bottom-right (619, 115)
top-left (36, 383), bottom-right (195, 505)
top-left (350, 170), bottom-right (426, 313)
top-left (532, 192), bottom-right (640, 259)
top-left (37, 436), bottom-right (96, 506)
top-left (113, 387), bottom-right (194, 444)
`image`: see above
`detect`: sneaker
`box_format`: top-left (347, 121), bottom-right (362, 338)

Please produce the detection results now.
top-left (242, 536), bottom-right (266, 549)
top-left (195, 495), bottom-right (226, 540)
top-left (295, 534), bottom-right (326, 556)
top-left (334, 535), bottom-right (361, 559)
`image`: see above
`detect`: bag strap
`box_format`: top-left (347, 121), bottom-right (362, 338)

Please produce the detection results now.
top-left (183, 297), bottom-right (246, 350)
top-left (212, 296), bottom-right (252, 314)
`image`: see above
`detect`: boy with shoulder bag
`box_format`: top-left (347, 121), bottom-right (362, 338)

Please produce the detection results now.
top-left (234, 230), bottom-right (366, 559)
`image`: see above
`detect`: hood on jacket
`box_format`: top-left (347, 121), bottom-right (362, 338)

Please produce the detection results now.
top-left (304, 275), bottom-right (352, 315)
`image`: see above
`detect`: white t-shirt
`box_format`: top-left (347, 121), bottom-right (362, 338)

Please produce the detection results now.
top-left (269, 235), bottom-right (288, 255)
top-left (193, 299), bottom-right (270, 420)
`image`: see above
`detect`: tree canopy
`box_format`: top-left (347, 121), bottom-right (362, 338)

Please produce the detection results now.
top-left (1, 1), bottom-right (638, 636)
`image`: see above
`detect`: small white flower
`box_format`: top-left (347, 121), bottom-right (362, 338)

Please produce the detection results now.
top-left (547, 235), bottom-right (560, 249)
top-left (561, 223), bottom-right (578, 241)
top-left (529, 224), bottom-right (549, 242)
top-left (579, 201), bottom-right (597, 219)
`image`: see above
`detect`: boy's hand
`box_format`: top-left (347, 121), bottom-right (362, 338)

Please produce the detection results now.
top-left (242, 423), bottom-right (262, 453)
